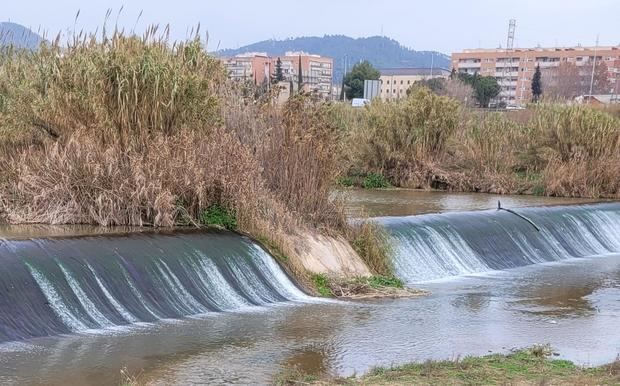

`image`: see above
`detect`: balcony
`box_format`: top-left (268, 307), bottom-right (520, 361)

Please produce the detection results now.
top-left (458, 62), bottom-right (481, 69)
top-left (537, 61), bottom-right (560, 68)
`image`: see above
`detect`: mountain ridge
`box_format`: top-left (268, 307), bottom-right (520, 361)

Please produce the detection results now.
top-left (216, 35), bottom-right (450, 81)
top-left (0, 22), bottom-right (44, 50)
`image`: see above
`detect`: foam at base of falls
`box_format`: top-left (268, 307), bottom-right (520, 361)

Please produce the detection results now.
top-left (379, 203), bottom-right (620, 283)
top-left (0, 231), bottom-right (310, 343)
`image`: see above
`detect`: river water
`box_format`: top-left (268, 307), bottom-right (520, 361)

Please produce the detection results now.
top-left (0, 190), bottom-right (618, 385)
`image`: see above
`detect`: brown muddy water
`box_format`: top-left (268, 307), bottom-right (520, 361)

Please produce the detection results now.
top-left (1, 254), bottom-right (618, 385)
top-left (0, 191), bottom-right (618, 385)
top-left (342, 188), bottom-right (604, 217)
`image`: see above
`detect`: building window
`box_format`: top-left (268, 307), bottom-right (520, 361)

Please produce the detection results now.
top-left (386, 80), bottom-right (390, 84)
top-left (407, 80), bottom-right (410, 84)
top-left (393, 89), bottom-right (396, 93)
top-left (400, 80), bottom-right (403, 85)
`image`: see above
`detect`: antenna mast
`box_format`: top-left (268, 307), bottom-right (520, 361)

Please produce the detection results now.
top-left (501, 19), bottom-right (517, 105)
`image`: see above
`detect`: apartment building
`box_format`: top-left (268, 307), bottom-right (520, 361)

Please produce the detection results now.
top-left (221, 52), bottom-right (333, 99)
top-left (452, 46), bottom-right (620, 106)
top-left (221, 53), bottom-right (271, 84)
top-left (379, 68), bottom-right (450, 100)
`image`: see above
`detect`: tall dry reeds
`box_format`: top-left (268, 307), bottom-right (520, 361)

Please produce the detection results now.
top-left (0, 29), bottom-right (347, 238)
top-left (345, 87), bottom-right (460, 187)
top-left (339, 87), bottom-right (620, 198)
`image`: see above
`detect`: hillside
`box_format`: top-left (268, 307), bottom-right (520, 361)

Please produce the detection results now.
top-left (0, 22), bottom-right (43, 50)
top-left (216, 35), bottom-right (450, 81)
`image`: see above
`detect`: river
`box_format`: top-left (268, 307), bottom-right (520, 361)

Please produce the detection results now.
top-left (0, 190), bottom-right (618, 385)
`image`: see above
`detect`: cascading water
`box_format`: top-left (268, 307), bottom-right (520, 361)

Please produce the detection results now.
top-left (378, 203), bottom-right (620, 283)
top-left (0, 231), bottom-right (310, 343)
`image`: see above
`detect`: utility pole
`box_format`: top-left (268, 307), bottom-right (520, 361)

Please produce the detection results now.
top-left (342, 54), bottom-right (348, 101)
top-left (588, 35), bottom-right (599, 96)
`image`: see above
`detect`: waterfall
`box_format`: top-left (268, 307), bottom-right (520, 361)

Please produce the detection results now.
top-left (378, 203), bottom-right (620, 283)
top-left (0, 231), bottom-right (310, 343)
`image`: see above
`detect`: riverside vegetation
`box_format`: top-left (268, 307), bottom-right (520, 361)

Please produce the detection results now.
top-left (334, 87), bottom-right (620, 199)
top-left (275, 346), bottom-right (620, 385)
top-left (0, 29), bottom-right (399, 296)
top-left (1, 30), bottom-right (619, 297)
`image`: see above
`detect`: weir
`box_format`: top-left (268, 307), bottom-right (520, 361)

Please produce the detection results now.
top-left (378, 202), bottom-right (620, 283)
top-left (0, 231), bottom-right (310, 343)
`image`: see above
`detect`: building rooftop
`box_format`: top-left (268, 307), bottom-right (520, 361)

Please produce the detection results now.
top-left (379, 68), bottom-right (450, 76)
top-left (456, 46), bottom-right (620, 54)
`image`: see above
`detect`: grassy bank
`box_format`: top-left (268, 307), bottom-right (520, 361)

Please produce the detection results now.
top-left (276, 346), bottom-right (620, 385)
top-left (336, 88), bottom-right (620, 199)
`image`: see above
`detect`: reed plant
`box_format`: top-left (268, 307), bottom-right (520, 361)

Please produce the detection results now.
top-left (0, 28), bottom-right (347, 246)
top-left (337, 87), bottom-right (620, 198)
top-left (345, 87), bottom-right (460, 187)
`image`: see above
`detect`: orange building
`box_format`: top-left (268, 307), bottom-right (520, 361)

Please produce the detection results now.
top-left (452, 46), bottom-right (620, 106)
top-left (221, 52), bottom-right (333, 99)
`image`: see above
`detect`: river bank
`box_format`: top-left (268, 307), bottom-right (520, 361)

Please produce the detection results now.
top-left (333, 89), bottom-right (620, 200)
top-left (276, 347), bottom-right (620, 385)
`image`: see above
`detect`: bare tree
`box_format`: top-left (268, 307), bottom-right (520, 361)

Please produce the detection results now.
top-left (444, 78), bottom-right (475, 107)
top-left (591, 61), bottom-right (611, 94)
top-left (542, 62), bottom-right (581, 100)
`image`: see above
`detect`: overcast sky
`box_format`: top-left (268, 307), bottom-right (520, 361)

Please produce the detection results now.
top-left (3, 0), bottom-right (619, 54)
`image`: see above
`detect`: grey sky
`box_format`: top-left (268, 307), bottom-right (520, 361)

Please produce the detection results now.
top-left (3, 0), bottom-right (619, 54)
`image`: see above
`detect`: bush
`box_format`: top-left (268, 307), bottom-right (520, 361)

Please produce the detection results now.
top-left (0, 30), bottom-right (348, 239)
top-left (345, 87), bottom-right (461, 187)
top-left (368, 275), bottom-right (403, 289)
top-left (349, 221), bottom-right (394, 276)
top-left (336, 176), bottom-right (354, 187)
top-left (362, 172), bottom-right (389, 189)
top-left (200, 204), bottom-right (237, 230)
top-left (311, 274), bottom-right (332, 297)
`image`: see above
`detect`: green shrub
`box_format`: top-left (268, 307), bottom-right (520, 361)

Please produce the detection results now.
top-left (532, 185), bottom-right (545, 196)
top-left (336, 176), bottom-right (354, 187)
top-left (368, 275), bottom-right (403, 289)
top-left (350, 221), bottom-right (394, 276)
top-left (362, 172), bottom-right (389, 189)
top-left (199, 204), bottom-right (237, 231)
top-left (311, 274), bottom-right (332, 297)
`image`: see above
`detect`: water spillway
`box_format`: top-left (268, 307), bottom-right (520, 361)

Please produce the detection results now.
top-left (0, 231), bottom-right (309, 343)
top-left (378, 202), bottom-right (620, 283)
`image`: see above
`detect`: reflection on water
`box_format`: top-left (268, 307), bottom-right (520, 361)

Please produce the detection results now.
top-left (451, 291), bottom-right (491, 312)
top-left (0, 224), bottom-right (154, 239)
top-left (341, 189), bottom-right (604, 218)
top-left (282, 347), bottom-right (330, 376)
top-left (1, 254), bottom-right (618, 385)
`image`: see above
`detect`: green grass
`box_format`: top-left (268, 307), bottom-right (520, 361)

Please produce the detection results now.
top-left (275, 347), bottom-right (620, 385)
top-left (199, 204), bottom-right (237, 231)
top-left (362, 172), bottom-right (390, 189)
top-left (367, 275), bottom-right (403, 289)
top-left (336, 176), bottom-right (354, 187)
top-left (311, 274), bottom-right (332, 297)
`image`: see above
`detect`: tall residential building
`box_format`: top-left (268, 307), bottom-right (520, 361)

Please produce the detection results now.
top-left (221, 52), bottom-right (333, 99)
top-left (452, 46), bottom-right (620, 106)
top-left (221, 53), bottom-right (272, 84)
top-left (379, 68), bottom-right (451, 100)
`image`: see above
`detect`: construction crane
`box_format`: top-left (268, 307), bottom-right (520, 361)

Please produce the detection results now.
top-left (501, 19), bottom-right (517, 106)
